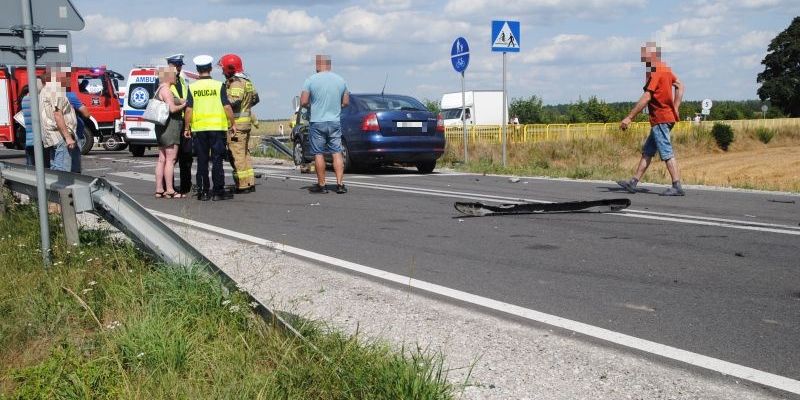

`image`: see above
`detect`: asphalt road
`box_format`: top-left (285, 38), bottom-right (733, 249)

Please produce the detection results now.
top-left (4, 148), bottom-right (799, 382)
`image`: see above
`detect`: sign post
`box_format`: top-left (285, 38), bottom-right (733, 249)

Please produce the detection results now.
top-left (1, 0), bottom-right (84, 267)
top-left (451, 37), bottom-right (470, 162)
top-left (491, 20), bottom-right (520, 168)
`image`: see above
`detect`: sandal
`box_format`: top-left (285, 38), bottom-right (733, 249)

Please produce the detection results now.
top-left (154, 192), bottom-right (165, 198)
top-left (164, 192), bottom-right (185, 199)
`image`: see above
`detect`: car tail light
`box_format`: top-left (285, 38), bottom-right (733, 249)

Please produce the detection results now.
top-left (436, 113), bottom-right (445, 133)
top-left (361, 112), bottom-right (380, 132)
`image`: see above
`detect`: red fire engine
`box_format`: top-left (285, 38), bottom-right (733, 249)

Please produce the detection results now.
top-left (0, 65), bottom-right (124, 154)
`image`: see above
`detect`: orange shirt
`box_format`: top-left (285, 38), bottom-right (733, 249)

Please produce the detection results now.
top-left (644, 64), bottom-right (678, 126)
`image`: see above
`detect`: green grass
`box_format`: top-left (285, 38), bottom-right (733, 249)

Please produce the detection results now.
top-left (441, 125), bottom-right (799, 191)
top-left (0, 199), bottom-right (454, 399)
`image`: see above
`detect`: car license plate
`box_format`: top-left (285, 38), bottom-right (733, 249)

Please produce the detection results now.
top-left (396, 121), bottom-right (422, 128)
top-left (128, 129), bottom-right (150, 137)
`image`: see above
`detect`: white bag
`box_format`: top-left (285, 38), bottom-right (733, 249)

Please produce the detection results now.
top-left (142, 86), bottom-right (169, 126)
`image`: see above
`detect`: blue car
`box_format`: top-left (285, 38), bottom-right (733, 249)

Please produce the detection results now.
top-left (291, 94), bottom-right (446, 173)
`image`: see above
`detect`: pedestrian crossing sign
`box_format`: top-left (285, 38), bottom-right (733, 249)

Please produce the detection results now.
top-left (491, 20), bottom-right (520, 53)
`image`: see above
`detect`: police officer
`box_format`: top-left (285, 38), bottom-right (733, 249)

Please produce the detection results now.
top-left (218, 54), bottom-right (259, 193)
top-left (183, 55), bottom-right (236, 201)
top-left (166, 53), bottom-right (194, 195)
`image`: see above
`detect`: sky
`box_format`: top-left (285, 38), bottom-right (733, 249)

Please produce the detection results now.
top-left (68, 0), bottom-right (799, 119)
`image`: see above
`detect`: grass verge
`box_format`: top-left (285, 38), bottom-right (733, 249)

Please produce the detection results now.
top-left (442, 126), bottom-right (800, 192)
top-left (0, 200), bottom-right (454, 399)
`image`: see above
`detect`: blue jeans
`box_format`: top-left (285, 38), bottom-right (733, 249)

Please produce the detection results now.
top-left (309, 121), bottom-right (343, 155)
top-left (49, 140), bottom-right (81, 172)
top-left (193, 131), bottom-right (226, 194)
top-left (642, 123), bottom-right (675, 161)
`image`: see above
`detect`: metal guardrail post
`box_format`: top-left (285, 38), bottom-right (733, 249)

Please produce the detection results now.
top-left (0, 176), bottom-right (6, 218)
top-left (57, 188), bottom-right (80, 247)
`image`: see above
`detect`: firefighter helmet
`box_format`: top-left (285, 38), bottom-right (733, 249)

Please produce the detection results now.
top-left (218, 54), bottom-right (243, 75)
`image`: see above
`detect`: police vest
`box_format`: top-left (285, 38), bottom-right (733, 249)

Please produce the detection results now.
top-left (189, 78), bottom-right (228, 132)
top-left (170, 75), bottom-right (187, 99)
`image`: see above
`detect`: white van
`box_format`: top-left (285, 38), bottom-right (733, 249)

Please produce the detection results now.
top-left (121, 66), bottom-right (159, 156)
top-left (440, 90), bottom-right (506, 126)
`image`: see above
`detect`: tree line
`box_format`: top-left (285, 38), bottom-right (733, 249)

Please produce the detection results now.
top-left (507, 96), bottom-right (784, 124)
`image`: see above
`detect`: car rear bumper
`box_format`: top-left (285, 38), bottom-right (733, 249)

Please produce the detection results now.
top-left (124, 137), bottom-right (158, 146)
top-left (349, 135), bottom-right (445, 164)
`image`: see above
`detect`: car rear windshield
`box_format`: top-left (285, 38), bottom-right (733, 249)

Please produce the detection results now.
top-left (355, 95), bottom-right (427, 112)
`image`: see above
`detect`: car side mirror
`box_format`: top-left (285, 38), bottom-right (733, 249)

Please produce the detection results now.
top-left (292, 96), bottom-right (300, 112)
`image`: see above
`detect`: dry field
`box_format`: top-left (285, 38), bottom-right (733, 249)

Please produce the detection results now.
top-left (444, 125), bottom-right (800, 193)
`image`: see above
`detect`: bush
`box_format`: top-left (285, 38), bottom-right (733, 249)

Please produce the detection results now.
top-left (755, 127), bottom-right (775, 144)
top-left (711, 123), bottom-right (735, 151)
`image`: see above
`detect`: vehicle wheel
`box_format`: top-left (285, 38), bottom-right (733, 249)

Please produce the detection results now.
top-left (341, 139), bottom-right (358, 172)
top-left (416, 160), bottom-right (436, 174)
top-left (79, 134), bottom-right (92, 155)
top-left (103, 134), bottom-right (126, 151)
top-left (130, 144), bottom-right (145, 157)
top-left (292, 141), bottom-right (305, 166)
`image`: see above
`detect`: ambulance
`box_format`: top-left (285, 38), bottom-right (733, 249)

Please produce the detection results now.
top-left (121, 66), bottom-right (159, 157)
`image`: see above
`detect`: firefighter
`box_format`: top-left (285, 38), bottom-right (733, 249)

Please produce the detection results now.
top-left (183, 55), bottom-right (236, 201)
top-left (166, 53), bottom-right (194, 195)
top-left (218, 53), bottom-right (259, 193)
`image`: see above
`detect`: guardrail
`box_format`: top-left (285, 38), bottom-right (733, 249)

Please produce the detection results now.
top-left (0, 161), bottom-right (312, 349)
top-left (444, 118), bottom-right (800, 144)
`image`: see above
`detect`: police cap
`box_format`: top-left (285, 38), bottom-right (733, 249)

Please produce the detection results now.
top-left (193, 55), bottom-right (214, 69)
top-left (166, 53), bottom-right (184, 66)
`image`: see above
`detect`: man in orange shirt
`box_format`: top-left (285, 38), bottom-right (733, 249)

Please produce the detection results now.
top-left (618, 42), bottom-right (686, 196)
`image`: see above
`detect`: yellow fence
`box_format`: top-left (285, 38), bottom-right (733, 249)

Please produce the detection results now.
top-left (444, 118), bottom-right (800, 144)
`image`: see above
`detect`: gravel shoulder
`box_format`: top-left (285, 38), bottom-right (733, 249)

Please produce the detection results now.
top-left (156, 216), bottom-right (791, 400)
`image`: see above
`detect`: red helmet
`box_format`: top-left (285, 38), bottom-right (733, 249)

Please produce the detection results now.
top-left (218, 54), bottom-right (243, 75)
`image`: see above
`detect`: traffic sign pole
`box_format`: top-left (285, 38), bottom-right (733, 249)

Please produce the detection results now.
top-left (21, 0), bottom-right (52, 267)
top-left (502, 52), bottom-right (507, 168)
top-left (491, 20), bottom-right (519, 168)
top-left (461, 71), bottom-right (467, 162)
top-left (451, 37), bottom-right (470, 163)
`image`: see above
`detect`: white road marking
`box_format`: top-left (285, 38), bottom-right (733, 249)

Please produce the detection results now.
top-left (257, 171), bottom-right (800, 235)
top-left (457, 171), bottom-right (800, 197)
top-left (110, 171), bottom-right (233, 182)
top-left (108, 168), bottom-right (800, 235)
top-left (82, 167), bottom-right (111, 172)
top-left (148, 209), bottom-right (800, 396)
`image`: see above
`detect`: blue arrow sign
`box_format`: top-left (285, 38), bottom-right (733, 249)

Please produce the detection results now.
top-left (491, 20), bottom-right (520, 53)
top-left (451, 37), bottom-right (469, 74)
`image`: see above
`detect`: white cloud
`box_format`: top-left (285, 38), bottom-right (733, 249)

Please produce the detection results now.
top-left (264, 9), bottom-right (323, 35)
top-left (727, 30), bottom-right (774, 52)
top-left (443, 0), bottom-right (646, 18)
top-left (523, 34), bottom-right (639, 64)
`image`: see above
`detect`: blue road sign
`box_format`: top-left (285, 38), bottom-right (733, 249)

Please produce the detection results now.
top-left (491, 20), bottom-right (520, 53)
top-left (451, 37), bottom-right (470, 73)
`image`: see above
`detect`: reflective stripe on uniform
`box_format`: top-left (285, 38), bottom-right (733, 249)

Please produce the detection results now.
top-left (190, 79), bottom-right (228, 132)
top-left (233, 169), bottom-right (255, 179)
top-left (234, 110), bottom-right (251, 124)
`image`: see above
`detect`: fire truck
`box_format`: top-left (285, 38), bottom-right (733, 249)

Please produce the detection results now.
top-left (0, 65), bottom-right (125, 155)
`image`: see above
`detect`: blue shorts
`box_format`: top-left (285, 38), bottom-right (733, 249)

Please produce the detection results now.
top-left (642, 123), bottom-right (674, 160)
top-left (309, 121), bottom-right (343, 155)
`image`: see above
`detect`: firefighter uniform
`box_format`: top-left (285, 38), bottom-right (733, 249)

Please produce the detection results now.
top-left (225, 75), bottom-right (259, 191)
top-left (186, 55), bottom-right (231, 200)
